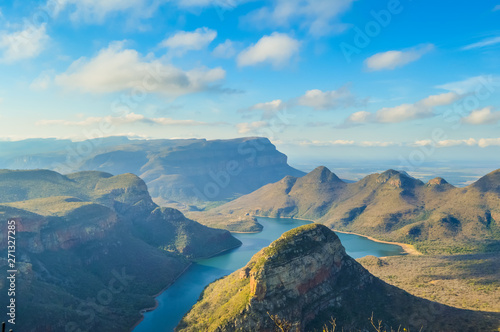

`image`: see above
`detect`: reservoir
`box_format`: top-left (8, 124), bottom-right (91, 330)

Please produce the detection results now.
top-left (133, 217), bottom-right (405, 332)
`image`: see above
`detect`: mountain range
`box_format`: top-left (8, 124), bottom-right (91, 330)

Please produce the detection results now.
top-left (0, 137), bottom-right (305, 207)
top-left (192, 166), bottom-right (500, 252)
top-left (0, 169), bottom-right (241, 331)
top-left (177, 224), bottom-right (500, 331)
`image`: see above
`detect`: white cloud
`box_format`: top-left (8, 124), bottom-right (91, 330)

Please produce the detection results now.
top-left (462, 107), bottom-right (500, 125)
top-left (365, 44), bottom-right (434, 71)
top-left (249, 99), bottom-right (286, 119)
top-left (359, 141), bottom-right (396, 147)
top-left (435, 138), bottom-right (477, 147)
top-left (212, 39), bottom-right (238, 58)
top-left (462, 36), bottom-right (500, 50)
top-left (346, 111), bottom-right (373, 124)
top-left (30, 71), bottom-right (53, 91)
top-left (55, 41), bottom-right (226, 96)
top-left (0, 24), bottom-right (49, 63)
top-left (243, 85), bottom-right (358, 121)
top-left (159, 27), bottom-right (217, 54)
top-left (297, 86), bottom-right (356, 110)
top-left (237, 32), bottom-right (300, 67)
top-left (411, 137), bottom-right (500, 148)
top-left (375, 104), bottom-right (425, 123)
top-left (242, 0), bottom-right (353, 37)
top-left (435, 75), bottom-right (500, 94)
top-left (239, 100), bottom-right (285, 120)
top-left (345, 92), bottom-right (460, 124)
top-left (296, 139), bottom-right (355, 147)
top-left (419, 92), bottom-right (458, 107)
top-left (284, 139), bottom-right (396, 147)
top-left (478, 138), bottom-right (500, 148)
top-left (412, 139), bottom-right (433, 147)
top-left (493, 5), bottom-right (500, 11)
top-left (236, 121), bottom-right (269, 134)
top-left (36, 112), bottom-right (223, 127)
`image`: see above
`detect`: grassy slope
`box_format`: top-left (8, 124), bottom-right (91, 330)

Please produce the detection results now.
top-left (358, 253), bottom-right (500, 313)
top-left (194, 167), bottom-right (500, 253)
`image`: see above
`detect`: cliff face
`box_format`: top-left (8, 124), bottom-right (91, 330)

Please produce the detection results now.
top-left (0, 202), bottom-right (118, 253)
top-left (177, 224), bottom-right (500, 332)
top-left (0, 169), bottom-right (242, 332)
top-left (228, 225), bottom-right (367, 331)
top-left (107, 137), bottom-right (305, 205)
top-left (0, 137), bottom-right (306, 205)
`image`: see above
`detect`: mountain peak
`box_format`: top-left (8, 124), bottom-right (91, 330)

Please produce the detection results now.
top-left (259, 223), bottom-right (342, 265)
top-left (178, 224), bottom-right (493, 332)
top-left (471, 169), bottom-right (500, 193)
top-left (427, 177), bottom-right (449, 186)
top-left (375, 169), bottom-right (423, 188)
top-left (303, 166), bottom-right (343, 183)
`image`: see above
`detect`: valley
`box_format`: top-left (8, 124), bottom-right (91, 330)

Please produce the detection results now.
top-left (0, 139), bottom-right (499, 331)
top-left (134, 217), bottom-right (406, 332)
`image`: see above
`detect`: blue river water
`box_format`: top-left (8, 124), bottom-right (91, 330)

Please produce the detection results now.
top-left (133, 217), bottom-right (404, 332)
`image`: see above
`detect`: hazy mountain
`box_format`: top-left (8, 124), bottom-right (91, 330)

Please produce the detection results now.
top-left (177, 224), bottom-right (500, 331)
top-left (0, 137), bottom-right (305, 206)
top-left (193, 167), bottom-right (500, 252)
top-left (0, 169), bottom-right (241, 331)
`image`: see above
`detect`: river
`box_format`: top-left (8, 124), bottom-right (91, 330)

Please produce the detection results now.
top-left (133, 217), bottom-right (405, 332)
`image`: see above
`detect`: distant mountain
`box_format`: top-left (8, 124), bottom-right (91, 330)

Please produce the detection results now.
top-left (0, 169), bottom-right (241, 332)
top-left (193, 167), bottom-right (500, 251)
top-left (177, 224), bottom-right (500, 331)
top-left (0, 137), bottom-right (305, 206)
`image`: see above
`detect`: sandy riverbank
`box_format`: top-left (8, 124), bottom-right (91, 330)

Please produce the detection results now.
top-left (251, 215), bottom-right (421, 256)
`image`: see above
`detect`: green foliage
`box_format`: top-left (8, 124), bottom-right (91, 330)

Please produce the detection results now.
top-left (0, 168), bottom-right (242, 331)
top-left (176, 272), bottom-right (251, 331)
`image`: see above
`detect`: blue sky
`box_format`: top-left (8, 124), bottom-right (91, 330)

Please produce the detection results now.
top-left (0, 0), bottom-right (499, 165)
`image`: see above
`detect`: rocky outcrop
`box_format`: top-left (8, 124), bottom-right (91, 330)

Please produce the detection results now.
top-left (0, 203), bottom-right (117, 253)
top-left (177, 224), bottom-right (500, 332)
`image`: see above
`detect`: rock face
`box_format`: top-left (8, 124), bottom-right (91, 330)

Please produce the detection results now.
top-left (0, 137), bottom-right (306, 205)
top-left (0, 169), bottom-right (242, 332)
top-left (177, 224), bottom-right (500, 332)
top-left (201, 167), bottom-right (500, 251)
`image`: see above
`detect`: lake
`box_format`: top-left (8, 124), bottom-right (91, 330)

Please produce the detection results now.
top-left (133, 217), bottom-right (405, 332)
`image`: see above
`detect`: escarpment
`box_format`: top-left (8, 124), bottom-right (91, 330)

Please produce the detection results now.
top-left (177, 224), bottom-right (500, 331)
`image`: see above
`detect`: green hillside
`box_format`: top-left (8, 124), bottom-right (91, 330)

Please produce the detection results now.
top-left (0, 169), bottom-right (241, 331)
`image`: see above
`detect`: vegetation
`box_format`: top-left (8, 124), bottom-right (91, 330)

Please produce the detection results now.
top-left (196, 167), bottom-right (500, 254)
top-left (177, 224), bottom-right (500, 332)
top-left (0, 169), bottom-right (242, 331)
top-left (175, 272), bottom-right (251, 331)
top-left (358, 253), bottom-right (500, 313)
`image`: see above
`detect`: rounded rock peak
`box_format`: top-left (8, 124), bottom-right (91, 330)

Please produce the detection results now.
top-left (305, 166), bottom-right (342, 183)
top-left (262, 224), bottom-right (343, 260)
top-left (427, 177), bottom-right (449, 186)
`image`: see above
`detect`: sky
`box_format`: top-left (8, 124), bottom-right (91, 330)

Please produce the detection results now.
top-left (0, 0), bottom-right (499, 167)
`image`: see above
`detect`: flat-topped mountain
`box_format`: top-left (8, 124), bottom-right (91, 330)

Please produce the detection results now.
top-left (193, 167), bottom-right (500, 252)
top-left (177, 224), bottom-right (500, 331)
top-left (0, 169), bottom-right (241, 331)
top-left (0, 137), bottom-right (305, 206)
